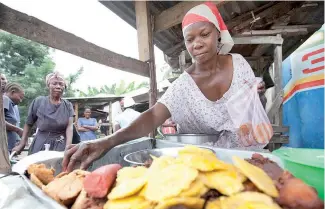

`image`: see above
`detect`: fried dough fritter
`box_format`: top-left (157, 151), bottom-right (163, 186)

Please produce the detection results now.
top-left (27, 163), bottom-right (55, 185)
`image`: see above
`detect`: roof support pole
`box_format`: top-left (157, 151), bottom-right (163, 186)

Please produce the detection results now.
top-left (0, 74), bottom-right (11, 174)
top-left (108, 102), bottom-right (113, 135)
top-left (266, 34), bottom-right (289, 151)
top-left (273, 34), bottom-right (283, 127)
top-left (135, 1), bottom-right (157, 137)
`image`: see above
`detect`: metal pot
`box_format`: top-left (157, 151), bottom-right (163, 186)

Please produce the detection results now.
top-left (124, 147), bottom-right (216, 166)
top-left (158, 129), bottom-right (219, 145)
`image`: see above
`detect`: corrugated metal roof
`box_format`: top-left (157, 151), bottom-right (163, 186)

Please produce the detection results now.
top-left (99, 1), bottom-right (324, 69)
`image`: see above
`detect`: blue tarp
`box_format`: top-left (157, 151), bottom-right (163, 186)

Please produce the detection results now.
top-left (282, 25), bottom-right (324, 148)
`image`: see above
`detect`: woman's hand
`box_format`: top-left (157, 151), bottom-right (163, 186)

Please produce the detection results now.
top-left (16, 128), bottom-right (23, 137)
top-left (12, 143), bottom-right (25, 155)
top-left (257, 81), bottom-right (266, 95)
top-left (62, 139), bottom-right (113, 172)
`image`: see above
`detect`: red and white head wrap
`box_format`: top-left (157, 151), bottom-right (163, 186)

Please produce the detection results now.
top-left (182, 2), bottom-right (234, 55)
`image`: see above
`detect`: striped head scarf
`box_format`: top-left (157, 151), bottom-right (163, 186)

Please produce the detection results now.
top-left (182, 2), bottom-right (234, 55)
top-left (45, 71), bottom-right (66, 88)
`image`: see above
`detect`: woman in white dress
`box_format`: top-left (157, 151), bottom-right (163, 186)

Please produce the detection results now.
top-left (63, 2), bottom-right (268, 171)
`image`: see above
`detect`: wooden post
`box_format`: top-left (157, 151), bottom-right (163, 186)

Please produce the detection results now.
top-left (135, 1), bottom-right (157, 138)
top-left (179, 50), bottom-right (187, 73)
top-left (109, 102), bottom-right (113, 135)
top-left (273, 34), bottom-right (283, 126)
top-left (0, 73), bottom-right (11, 174)
top-left (74, 102), bottom-right (79, 123)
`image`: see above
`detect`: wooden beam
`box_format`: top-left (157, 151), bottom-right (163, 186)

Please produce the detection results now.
top-left (233, 36), bottom-right (283, 45)
top-left (250, 4), bottom-right (303, 57)
top-left (271, 24), bottom-right (323, 30)
top-left (135, 1), bottom-right (157, 137)
top-left (135, 1), bottom-right (150, 62)
top-left (226, 2), bottom-right (275, 29)
top-left (154, 1), bottom-right (227, 33)
top-left (0, 3), bottom-right (150, 77)
top-left (135, 1), bottom-right (157, 107)
top-left (244, 56), bottom-right (272, 61)
top-left (283, 36), bottom-right (308, 59)
top-left (272, 125), bottom-right (289, 134)
top-left (164, 41), bottom-right (186, 57)
top-left (267, 91), bottom-right (283, 119)
top-left (74, 102), bottom-right (79, 123)
top-left (108, 102), bottom-right (113, 135)
top-left (231, 2), bottom-right (296, 34)
top-left (238, 28), bottom-right (308, 37)
top-left (273, 35), bottom-right (283, 126)
top-left (178, 50), bottom-right (186, 72)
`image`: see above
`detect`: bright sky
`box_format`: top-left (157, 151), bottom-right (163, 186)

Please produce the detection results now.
top-left (1, 0), bottom-right (167, 92)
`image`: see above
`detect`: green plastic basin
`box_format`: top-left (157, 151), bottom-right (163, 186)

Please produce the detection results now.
top-left (273, 147), bottom-right (324, 200)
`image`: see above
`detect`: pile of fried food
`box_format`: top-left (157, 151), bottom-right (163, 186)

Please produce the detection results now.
top-left (26, 146), bottom-right (324, 209)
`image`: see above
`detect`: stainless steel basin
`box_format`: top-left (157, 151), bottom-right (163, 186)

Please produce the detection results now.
top-left (123, 147), bottom-right (215, 166)
top-left (157, 128), bottom-right (220, 145)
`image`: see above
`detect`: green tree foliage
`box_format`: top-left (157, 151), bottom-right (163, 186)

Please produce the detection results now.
top-left (65, 67), bottom-right (84, 97)
top-left (0, 32), bottom-right (49, 76)
top-left (78, 80), bottom-right (149, 96)
top-left (0, 31), bottom-right (81, 126)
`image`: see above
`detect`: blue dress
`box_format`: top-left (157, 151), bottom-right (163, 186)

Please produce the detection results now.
top-left (3, 95), bottom-right (19, 152)
top-left (77, 117), bottom-right (97, 141)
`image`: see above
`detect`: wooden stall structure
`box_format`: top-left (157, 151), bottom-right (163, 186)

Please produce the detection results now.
top-left (0, 1), bottom-right (323, 172)
top-left (65, 96), bottom-right (122, 135)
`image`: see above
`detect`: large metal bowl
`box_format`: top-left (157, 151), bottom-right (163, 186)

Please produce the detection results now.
top-left (123, 147), bottom-right (216, 166)
top-left (157, 128), bottom-right (219, 145)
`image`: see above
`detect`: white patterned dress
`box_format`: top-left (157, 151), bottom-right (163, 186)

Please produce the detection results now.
top-left (158, 54), bottom-right (267, 150)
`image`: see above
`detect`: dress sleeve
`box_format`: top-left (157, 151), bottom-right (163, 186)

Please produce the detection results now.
top-left (3, 96), bottom-right (10, 111)
top-left (67, 101), bottom-right (74, 118)
top-left (26, 97), bottom-right (41, 125)
top-left (77, 118), bottom-right (82, 127)
top-left (92, 118), bottom-right (98, 126)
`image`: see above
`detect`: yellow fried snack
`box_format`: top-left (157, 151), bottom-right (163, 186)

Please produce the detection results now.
top-left (206, 199), bottom-right (222, 209)
top-left (178, 153), bottom-right (228, 172)
top-left (149, 156), bottom-right (176, 171)
top-left (55, 172), bottom-right (69, 179)
top-left (179, 177), bottom-right (208, 197)
top-left (236, 202), bottom-right (281, 209)
top-left (104, 195), bottom-right (154, 209)
top-left (232, 157), bottom-right (279, 197)
top-left (224, 164), bottom-right (247, 183)
top-left (145, 164), bottom-right (198, 202)
top-left (27, 163), bottom-right (46, 174)
top-left (179, 145), bottom-right (215, 156)
top-left (30, 173), bottom-right (44, 188)
top-left (27, 163), bottom-right (55, 185)
top-left (116, 166), bottom-right (148, 183)
top-left (138, 184), bottom-right (147, 197)
top-left (108, 177), bottom-right (147, 200)
top-left (201, 170), bottom-right (244, 196)
top-left (155, 197), bottom-right (205, 209)
top-left (220, 192), bottom-right (281, 209)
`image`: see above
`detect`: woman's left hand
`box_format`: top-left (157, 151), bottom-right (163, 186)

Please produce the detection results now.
top-left (257, 81), bottom-right (266, 95)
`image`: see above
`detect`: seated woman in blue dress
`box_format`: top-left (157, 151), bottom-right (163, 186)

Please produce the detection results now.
top-left (77, 108), bottom-right (98, 141)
